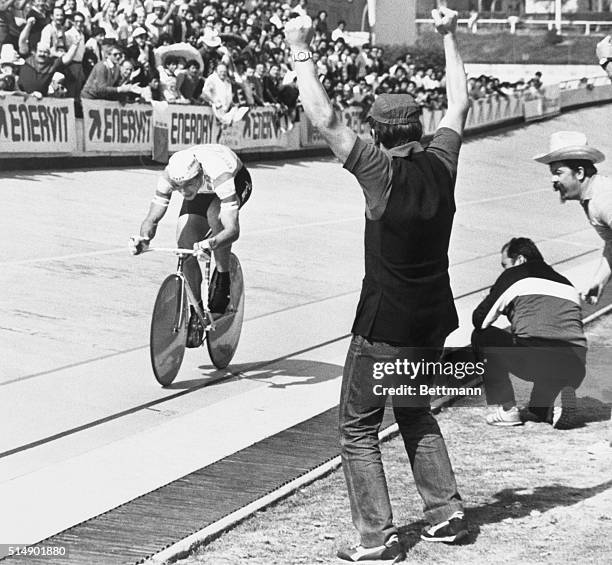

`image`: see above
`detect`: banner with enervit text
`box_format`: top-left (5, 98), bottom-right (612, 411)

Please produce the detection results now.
top-left (81, 99), bottom-right (153, 152)
top-left (0, 96), bottom-right (76, 153)
top-left (153, 103), bottom-right (284, 157)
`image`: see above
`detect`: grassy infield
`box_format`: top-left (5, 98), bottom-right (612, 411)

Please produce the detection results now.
top-left (176, 320), bottom-right (611, 564)
top-left (173, 30), bottom-right (612, 565)
top-left (453, 31), bottom-right (606, 66)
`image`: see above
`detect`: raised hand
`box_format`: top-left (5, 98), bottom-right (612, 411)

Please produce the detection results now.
top-left (284, 15), bottom-right (314, 51)
top-left (431, 5), bottom-right (458, 36)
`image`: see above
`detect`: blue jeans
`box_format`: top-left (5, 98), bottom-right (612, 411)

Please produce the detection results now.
top-left (339, 335), bottom-right (463, 547)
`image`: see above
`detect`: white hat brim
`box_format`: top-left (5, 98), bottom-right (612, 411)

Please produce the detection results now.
top-left (533, 145), bottom-right (605, 165)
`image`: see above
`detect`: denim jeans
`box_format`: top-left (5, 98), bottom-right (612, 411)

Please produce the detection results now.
top-left (472, 327), bottom-right (587, 419)
top-left (339, 335), bottom-right (464, 547)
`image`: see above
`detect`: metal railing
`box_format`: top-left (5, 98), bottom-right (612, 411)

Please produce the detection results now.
top-left (416, 18), bottom-right (612, 35)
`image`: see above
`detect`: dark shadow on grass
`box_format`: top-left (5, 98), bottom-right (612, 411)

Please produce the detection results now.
top-left (397, 479), bottom-right (612, 551)
top-left (575, 396), bottom-right (611, 425)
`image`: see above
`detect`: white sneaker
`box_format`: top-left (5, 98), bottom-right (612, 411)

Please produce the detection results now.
top-left (552, 386), bottom-right (577, 429)
top-left (486, 406), bottom-right (523, 427)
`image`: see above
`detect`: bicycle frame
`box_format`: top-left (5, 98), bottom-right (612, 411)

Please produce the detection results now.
top-left (176, 252), bottom-right (216, 333)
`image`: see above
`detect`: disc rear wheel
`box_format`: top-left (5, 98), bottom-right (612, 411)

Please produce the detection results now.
top-left (206, 253), bottom-right (245, 369)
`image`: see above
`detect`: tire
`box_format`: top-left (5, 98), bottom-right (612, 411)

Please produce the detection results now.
top-left (206, 253), bottom-right (245, 369)
top-left (150, 274), bottom-right (188, 386)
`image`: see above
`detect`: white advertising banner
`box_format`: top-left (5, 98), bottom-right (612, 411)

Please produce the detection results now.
top-left (163, 104), bottom-right (283, 153)
top-left (82, 99), bottom-right (153, 152)
top-left (0, 97), bottom-right (76, 153)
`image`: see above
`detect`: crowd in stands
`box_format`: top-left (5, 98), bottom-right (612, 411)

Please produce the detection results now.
top-left (0, 0), bottom-right (545, 122)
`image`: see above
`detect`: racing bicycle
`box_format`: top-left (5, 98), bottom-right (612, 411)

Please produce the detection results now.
top-left (143, 247), bottom-right (245, 386)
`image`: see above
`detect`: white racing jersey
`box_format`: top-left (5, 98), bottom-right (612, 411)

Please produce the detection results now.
top-left (153, 144), bottom-right (243, 207)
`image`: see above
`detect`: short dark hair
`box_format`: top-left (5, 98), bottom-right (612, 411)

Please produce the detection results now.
top-left (559, 159), bottom-right (598, 178)
top-left (501, 237), bottom-right (544, 263)
top-left (367, 117), bottom-right (423, 149)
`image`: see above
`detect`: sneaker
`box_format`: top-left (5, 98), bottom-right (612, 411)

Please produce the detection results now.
top-left (186, 306), bottom-right (204, 348)
top-left (337, 534), bottom-right (405, 562)
top-left (551, 386), bottom-right (577, 429)
top-left (209, 274), bottom-right (231, 314)
top-left (485, 405), bottom-right (523, 427)
top-left (421, 511), bottom-right (469, 543)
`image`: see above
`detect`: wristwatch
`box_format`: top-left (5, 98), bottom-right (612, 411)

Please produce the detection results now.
top-left (292, 50), bottom-right (312, 62)
top-left (599, 57), bottom-right (612, 70)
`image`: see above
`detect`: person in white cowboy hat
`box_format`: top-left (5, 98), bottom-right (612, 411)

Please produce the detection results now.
top-left (534, 130), bottom-right (612, 456)
top-left (533, 131), bottom-right (608, 302)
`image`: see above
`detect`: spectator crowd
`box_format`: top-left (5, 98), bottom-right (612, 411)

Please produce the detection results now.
top-left (0, 0), bottom-right (544, 122)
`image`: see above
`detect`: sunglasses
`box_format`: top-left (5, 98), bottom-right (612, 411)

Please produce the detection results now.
top-left (111, 52), bottom-right (123, 58)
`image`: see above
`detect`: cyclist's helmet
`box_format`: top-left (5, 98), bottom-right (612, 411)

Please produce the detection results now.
top-left (166, 151), bottom-right (202, 184)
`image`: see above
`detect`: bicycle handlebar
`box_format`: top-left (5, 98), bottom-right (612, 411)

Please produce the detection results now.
top-left (143, 247), bottom-right (198, 256)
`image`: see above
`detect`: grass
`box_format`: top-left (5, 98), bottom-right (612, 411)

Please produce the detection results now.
top-left (419, 30), bottom-right (606, 65)
top-left (173, 316), bottom-right (612, 565)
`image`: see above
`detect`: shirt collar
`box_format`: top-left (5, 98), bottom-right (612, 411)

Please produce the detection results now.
top-left (580, 174), bottom-right (596, 203)
top-left (386, 141), bottom-right (424, 158)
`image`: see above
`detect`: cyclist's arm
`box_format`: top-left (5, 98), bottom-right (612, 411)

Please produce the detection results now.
top-left (139, 201), bottom-right (168, 241)
top-left (207, 195), bottom-right (240, 250)
top-left (140, 177), bottom-right (172, 240)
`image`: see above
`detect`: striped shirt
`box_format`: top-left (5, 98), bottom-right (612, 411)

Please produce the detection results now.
top-left (472, 260), bottom-right (586, 347)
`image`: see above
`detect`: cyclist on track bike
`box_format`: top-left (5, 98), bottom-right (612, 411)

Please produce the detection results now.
top-left (129, 144), bottom-right (252, 347)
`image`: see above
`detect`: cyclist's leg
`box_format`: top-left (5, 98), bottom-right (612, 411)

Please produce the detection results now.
top-left (206, 198), bottom-right (232, 314)
top-left (206, 197), bottom-right (232, 273)
top-left (177, 195), bottom-right (214, 346)
top-left (177, 194), bottom-right (215, 304)
top-left (177, 213), bottom-right (210, 304)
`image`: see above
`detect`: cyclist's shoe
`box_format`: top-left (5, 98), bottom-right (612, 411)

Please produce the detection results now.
top-left (209, 272), bottom-right (231, 315)
top-left (186, 305), bottom-right (204, 348)
top-left (421, 511), bottom-right (469, 544)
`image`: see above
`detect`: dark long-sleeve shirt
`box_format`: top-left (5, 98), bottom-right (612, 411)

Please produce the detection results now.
top-left (80, 61), bottom-right (121, 100)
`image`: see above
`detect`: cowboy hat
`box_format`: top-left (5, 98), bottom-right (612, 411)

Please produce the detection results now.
top-left (202, 29), bottom-right (222, 48)
top-left (0, 44), bottom-right (24, 66)
top-left (533, 131), bottom-right (605, 164)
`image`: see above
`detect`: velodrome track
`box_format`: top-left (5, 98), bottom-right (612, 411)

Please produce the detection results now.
top-left (1, 104), bottom-right (611, 561)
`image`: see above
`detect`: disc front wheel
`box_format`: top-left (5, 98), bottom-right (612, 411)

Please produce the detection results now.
top-left (150, 274), bottom-right (188, 386)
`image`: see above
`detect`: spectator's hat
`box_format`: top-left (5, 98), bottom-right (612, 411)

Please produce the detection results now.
top-left (202, 29), bottom-right (222, 48)
top-left (166, 151), bottom-right (202, 184)
top-left (368, 94), bottom-right (420, 125)
top-left (533, 131), bottom-right (605, 164)
top-left (132, 27), bottom-right (148, 40)
top-left (0, 44), bottom-right (25, 66)
top-left (153, 0), bottom-right (165, 8)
